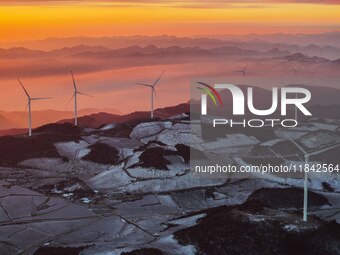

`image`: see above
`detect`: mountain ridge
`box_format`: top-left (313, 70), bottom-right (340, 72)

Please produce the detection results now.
top-left (0, 103), bottom-right (189, 136)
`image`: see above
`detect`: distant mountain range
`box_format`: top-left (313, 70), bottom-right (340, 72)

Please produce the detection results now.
top-left (0, 44), bottom-right (290, 60)
top-left (221, 32), bottom-right (340, 48)
top-left (2, 32), bottom-right (340, 49)
top-left (1, 43), bottom-right (339, 80)
top-left (277, 53), bottom-right (330, 63)
top-left (0, 45), bottom-right (111, 59)
top-left (2, 44), bottom-right (339, 62)
top-left (1, 33), bottom-right (340, 58)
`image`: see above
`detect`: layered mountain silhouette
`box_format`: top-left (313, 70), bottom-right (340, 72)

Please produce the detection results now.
top-left (0, 44), bottom-right (290, 60)
top-left (1, 42), bottom-right (339, 80)
top-left (2, 33), bottom-right (340, 51)
top-left (277, 53), bottom-right (330, 63)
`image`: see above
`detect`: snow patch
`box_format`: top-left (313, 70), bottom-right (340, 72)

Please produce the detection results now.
top-left (87, 166), bottom-right (133, 190)
top-left (54, 141), bottom-right (89, 159)
top-left (100, 123), bottom-right (117, 131)
top-left (131, 121), bottom-right (172, 139)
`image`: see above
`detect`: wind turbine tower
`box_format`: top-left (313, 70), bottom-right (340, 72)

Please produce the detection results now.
top-left (18, 79), bottom-right (51, 137)
top-left (70, 71), bottom-right (93, 126)
top-left (136, 71), bottom-right (165, 118)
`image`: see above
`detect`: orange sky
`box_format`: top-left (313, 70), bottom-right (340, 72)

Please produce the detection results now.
top-left (0, 0), bottom-right (340, 123)
top-left (0, 1), bottom-right (340, 42)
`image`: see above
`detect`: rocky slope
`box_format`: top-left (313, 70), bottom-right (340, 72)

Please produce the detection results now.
top-left (0, 113), bottom-right (339, 255)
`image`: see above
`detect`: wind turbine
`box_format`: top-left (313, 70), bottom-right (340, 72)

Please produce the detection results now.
top-left (18, 79), bottom-right (51, 137)
top-left (69, 71), bottom-right (93, 126)
top-left (290, 139), bottom-right (340, 221)
top-left (234, 65), bottom-right (248, 77)
top-left (136, 70), bottom-right (165, 118)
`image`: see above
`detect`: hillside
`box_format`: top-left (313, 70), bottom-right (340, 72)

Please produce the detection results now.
top-left (57, 103), bottom-right (189, 128)
top-left (0, 106), bottom-right (339, 255)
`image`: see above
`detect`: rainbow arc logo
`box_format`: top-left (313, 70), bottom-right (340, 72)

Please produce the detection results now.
top-left (196, 82), bottom-right (223, 106)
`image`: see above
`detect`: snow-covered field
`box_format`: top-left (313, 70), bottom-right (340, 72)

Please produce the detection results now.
top-left (0, 115), bottom-right (339, 255)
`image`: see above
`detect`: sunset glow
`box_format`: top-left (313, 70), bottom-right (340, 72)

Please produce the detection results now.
top-left (0, 0), bottom-right (339, 128)
top-left (0, 1), bottom-right (340, 42)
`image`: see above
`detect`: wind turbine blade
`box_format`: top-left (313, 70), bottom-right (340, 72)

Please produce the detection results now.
top-left (244, 65), bottom-right (248, 72)
top-left (153, 70), bottom-right (165, 87)
top-left (66, 94), bottom-right (75, 106)
top-left (18, 79), bottom-right (30, 98)
top-left (77, 91), bottom-right (94, 97)
top-left (30, 97), bottom-right (52, 100)
top-left (290, 139), bottom-right (308, 155)
top-left (70, 71), bottom-right (77, 91)
top-left (136, 83), bottom-right (152, 87)
top-left (292, 67), bottom-right (299, 75)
